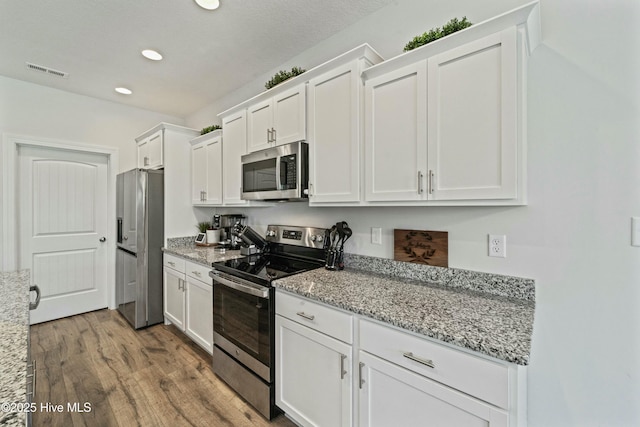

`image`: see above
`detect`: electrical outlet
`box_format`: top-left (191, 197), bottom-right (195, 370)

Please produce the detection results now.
top-left (489, 234), bottom-right (506, 258)
top-left (371, 227), bottom-right (382, 245)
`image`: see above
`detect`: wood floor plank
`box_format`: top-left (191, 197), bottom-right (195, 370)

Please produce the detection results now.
top-left (30, 309), bottom-right (297, 427)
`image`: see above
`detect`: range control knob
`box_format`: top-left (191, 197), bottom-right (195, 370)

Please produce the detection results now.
top-left (316, 235), bottom-right (324, 243)
top-left (310, 235), bottom-right (317, 241)
top-left (266, 229), bottom-right (277, 237)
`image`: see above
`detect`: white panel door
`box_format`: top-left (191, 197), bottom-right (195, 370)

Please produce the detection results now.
top-left (18, 146), bottom-right (109, 324)
top-left (308, 63), bottom-right (360, 203)
top-left (247, 99), bottom-right (273, 153)
top-left (191, 142), bottom-right (207, 204)
top-left (222, 110), bottom-right (248, 205)
top-left (204, 136), bottom-right (223, 205)
top-left (185, 276), bottom-right (213, 353)
top-left (427, 28), bottom-right (518, 200)
top-left (273, 84), bottom-right (306, 146)
top-left (358, 351), bottom-right (508, 427)
top-left (364, 61), bottom-right (428, 202)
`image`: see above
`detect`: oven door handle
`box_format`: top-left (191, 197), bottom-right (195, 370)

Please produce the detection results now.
top-left (210, 271), bottom-right (270, 299)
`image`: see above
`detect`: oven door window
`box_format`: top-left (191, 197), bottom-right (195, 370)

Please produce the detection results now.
top-left (213, 283), bottom-right (270, 366)
top-left (243, 158), bottom-right (277, 193)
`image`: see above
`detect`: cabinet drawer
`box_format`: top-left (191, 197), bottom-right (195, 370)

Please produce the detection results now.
top-left (186, 261), bottom-right (211, 283)
top-left (359, 319), bottom-right (509, 409)
top-left (276, 290), bottom-right (353, 344)
top-left (164, 254), bottom-right (185, 272)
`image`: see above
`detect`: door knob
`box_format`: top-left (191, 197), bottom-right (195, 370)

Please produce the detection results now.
top-left (99, 237), bottom-right (106, 242)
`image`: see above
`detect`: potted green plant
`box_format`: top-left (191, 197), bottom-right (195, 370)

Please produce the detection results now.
top-left (197, 221), bottom-right (211, 233)
top-left (403, 17), bottom-right (472, 52)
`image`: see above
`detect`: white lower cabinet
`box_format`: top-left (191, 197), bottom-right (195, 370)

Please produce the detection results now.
top-left (275, 290), bottom-right (526, 427)
top-left (163, 254), bottom-right (213, 354)
top-left (276, 290), bottom-right (353, 427)
top-left (358, 351), bottom-right (507, 427)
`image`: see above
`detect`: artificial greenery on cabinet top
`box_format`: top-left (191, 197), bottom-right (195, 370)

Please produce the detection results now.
top-left (265, 67), bottom-right (306, 90)
top-left (200, 124), bottom-right (222, 135)
top-left (404, 17), bottom-right (472, 52)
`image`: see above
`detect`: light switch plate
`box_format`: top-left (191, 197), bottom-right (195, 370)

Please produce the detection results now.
top-left (632, 217), bottom-right (640, 247)
top-left (371, 227), bottom-right (382, 245)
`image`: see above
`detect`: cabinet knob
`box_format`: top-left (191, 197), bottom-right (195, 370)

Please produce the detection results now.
top-left (99, 237), bottom-right (106, 242)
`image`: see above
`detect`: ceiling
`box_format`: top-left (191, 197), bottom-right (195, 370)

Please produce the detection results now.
top-left (0, 0), bottom-right (393, 118)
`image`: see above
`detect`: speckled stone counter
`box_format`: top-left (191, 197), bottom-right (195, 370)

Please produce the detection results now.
top-left (0, 270), bottom-right (30, 427)
top-left (273, 257), bottom-right (535, 365)
top-left (163, 237), bottom-right (244, 267)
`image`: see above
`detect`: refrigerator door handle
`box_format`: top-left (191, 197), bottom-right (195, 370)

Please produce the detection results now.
top-left (117, 218), bottom-right (123, 244)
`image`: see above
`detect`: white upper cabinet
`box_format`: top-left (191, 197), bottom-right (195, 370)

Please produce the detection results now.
top-left (308, 45), bottom-right (384, 205)
top-left (190, 130), bottom-right (223, 206)
top-left (136, 129), bottom-right (163, 169)
top-left (362, 1), bottom-right (540, 206)
top-left (427, 28), bottom-right (517, 200)
top-left (364, 61), bottom-right (428, 202)
top-left (247, 84), bottom-right (306, 153)
top-left (221, 110), bottom-right (248, 205)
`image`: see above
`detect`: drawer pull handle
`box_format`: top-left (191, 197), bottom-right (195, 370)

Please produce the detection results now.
top-left (340, 354), bottom-right (347, 379)
top-left (296, 311), bottom-right (315, 321)
top-left (168, 261), bottom-right (176, 267)
top-left (192, 271), bottom-right (201, 276)
top-left (403, 352), bottom-right (435, 369)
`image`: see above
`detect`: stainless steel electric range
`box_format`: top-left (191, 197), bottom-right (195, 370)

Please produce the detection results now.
top-left (209, 224), bottom-right (327, 419)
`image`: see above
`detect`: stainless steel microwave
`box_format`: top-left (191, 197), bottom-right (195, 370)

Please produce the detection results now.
top-left (240, 141), bottom-right (308, 201)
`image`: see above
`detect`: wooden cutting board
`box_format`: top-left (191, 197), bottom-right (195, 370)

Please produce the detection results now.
top-left (393, 229), bottom-right (448, 268)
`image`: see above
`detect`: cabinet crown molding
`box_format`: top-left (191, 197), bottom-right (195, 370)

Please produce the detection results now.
top-left (362, 0), bottom-right (540, 82)
top-left (135, 122), bottom-right (199, 142)
top-left (218, 43), bottom-right (384, 118)
top-left (189, 129), bottom-right (222, 145)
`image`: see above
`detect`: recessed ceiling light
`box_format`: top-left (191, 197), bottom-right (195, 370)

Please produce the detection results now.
top-left (142, 49), bottom-right (163, 61)
top-left (115, 87), bottom-right (132, 95)
top-left (194, 0), bottom-right (220, 10)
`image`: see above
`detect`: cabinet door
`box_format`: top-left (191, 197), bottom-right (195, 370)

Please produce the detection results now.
top-left (276, 315), bottom-right (352, 427)
top-left (137, 137), bottom-right (149, 168)
top-left (427, 28), bottom-right (517, 200)
top-left (163, 266), bottom-right (185, 330)
top-left (358, 351), bottom-right (508, 427)
top-left (364, 61), bottom-right (428, 202)
top-left (147, 130), bottom-right (163, 169)
top-left (204, 135), bottom-right (223, 205)
top-left (247, 99), bottom-right (273, 153)
top-left (308, 63), bottom-right (360, 203)
top-left (222, 111), bottom-right (248, 205)
top-left (185, 276), bottom-right (213, 354)
top-left (273, 84), bottom-right (306, 146)
top-left (191, 142), bottom-right (207, 204)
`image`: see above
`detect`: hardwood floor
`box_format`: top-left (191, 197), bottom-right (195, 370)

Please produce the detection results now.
top-left (30, 309), bottom-right (297, 427)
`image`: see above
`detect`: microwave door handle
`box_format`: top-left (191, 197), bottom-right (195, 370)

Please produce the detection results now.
top-left (275, 156), bottom-right (282, 190)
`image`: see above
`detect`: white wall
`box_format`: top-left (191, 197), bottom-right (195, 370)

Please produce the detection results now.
top-left (0, 75), bottom-right (184, 269)
top-left (188, 0), bottom-right (640, 425)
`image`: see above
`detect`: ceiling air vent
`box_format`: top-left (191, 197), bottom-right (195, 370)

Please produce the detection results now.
top-left (25, 62), bottom-right (69, 78)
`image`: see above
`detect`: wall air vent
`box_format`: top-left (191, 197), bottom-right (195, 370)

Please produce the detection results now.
top-left (25, 62), bottom-right (69, 78)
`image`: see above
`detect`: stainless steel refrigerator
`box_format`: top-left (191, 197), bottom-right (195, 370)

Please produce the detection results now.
top-left (116, 168), bottom-right (164, 329)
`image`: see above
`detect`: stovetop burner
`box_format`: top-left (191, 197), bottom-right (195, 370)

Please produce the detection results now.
top-left (214, 253), bottom-right (323, 286)
top-left (212, 225), bottom-right (328, 287)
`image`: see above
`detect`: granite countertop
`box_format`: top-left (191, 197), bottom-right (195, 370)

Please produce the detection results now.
top-left (162, 244), bottom-right (244, 267)
top-left (273, 258), bottom-right (534, 366)
top-left (0, 270), bottom-right (30, 427)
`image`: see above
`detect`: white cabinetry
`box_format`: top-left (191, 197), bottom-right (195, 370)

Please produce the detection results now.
top-left (276, 290), bottom-right (353, 427)
top-left (361, 2), bottom-right (540, 205)
top-left (163, 254), bottom-right (213, 354)
top-left (137, 129), bottom-right (163, 169)
top-left (221, 110), bottom-right (248, 205)
top-left (190, 130), bottom-right (222, 206)
top-left (135, 123), bottom-right (199, 242)
top-left (275, 290), bottom-right (527, 427)
top-left (307, 45), bottom-right (383, 204)
top-left (247, 84), bottom-right (306, 153)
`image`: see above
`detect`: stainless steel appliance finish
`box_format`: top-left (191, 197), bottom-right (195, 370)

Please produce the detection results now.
top-left (210, 224), bottom-right (327, 420)
top-left (116, 169), bottom-right (164, 329)
top-left (240, 141), bottom-right (309, 201)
